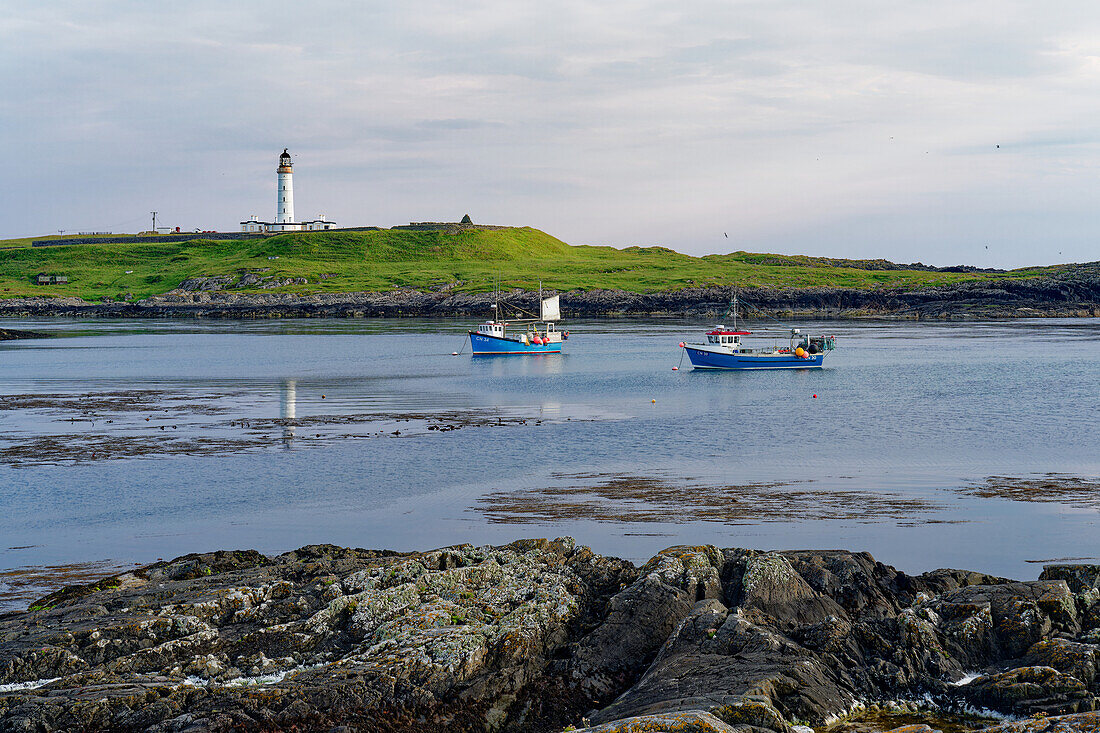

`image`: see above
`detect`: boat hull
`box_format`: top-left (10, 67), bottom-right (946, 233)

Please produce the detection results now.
top-left (469, 332), bottom-right (562, 355)
top-left (685, 347), bottom-right (824, 370)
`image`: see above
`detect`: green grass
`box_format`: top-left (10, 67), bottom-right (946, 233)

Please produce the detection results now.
top-left (0, 227), bottom-right (1068, 302)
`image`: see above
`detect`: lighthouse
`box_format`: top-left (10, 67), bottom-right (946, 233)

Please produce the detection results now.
top-left (276, 149), bottom-right (294, 225)
top-left (239, 150), bottom-right (337, 233)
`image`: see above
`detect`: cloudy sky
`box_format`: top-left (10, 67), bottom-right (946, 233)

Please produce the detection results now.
top-left (4, 1), bottom-right (1100, 267)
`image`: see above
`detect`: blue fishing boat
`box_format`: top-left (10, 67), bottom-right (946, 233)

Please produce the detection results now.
top-left (469, 287), bottom-right (567, 355)
top-left (679, 296), bottom-right (835, 370)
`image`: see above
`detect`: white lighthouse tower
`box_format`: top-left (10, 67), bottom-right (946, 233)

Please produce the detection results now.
top-left (240, 150), bottom-right (336, 233)
top-left (275, 148), bottom-right (295, 226)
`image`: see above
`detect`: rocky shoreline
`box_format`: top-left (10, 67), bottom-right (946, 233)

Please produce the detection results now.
top-left (2, 540), bottom-right (1098, 732)
top-left (2, 265), bottom-right (1100, 320)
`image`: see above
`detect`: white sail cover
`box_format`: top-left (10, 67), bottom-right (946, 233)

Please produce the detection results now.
top-left (540, 294), bottom-right (560, 321)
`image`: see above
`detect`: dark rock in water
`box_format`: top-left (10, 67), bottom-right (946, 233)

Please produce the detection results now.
top-left (0, 542), bottom-right (1097, 732)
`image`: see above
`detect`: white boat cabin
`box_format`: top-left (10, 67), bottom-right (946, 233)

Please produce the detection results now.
top-left (478, 322), bottom-right (507, 338)
top-left (706, 327), bottom-right (751, 350)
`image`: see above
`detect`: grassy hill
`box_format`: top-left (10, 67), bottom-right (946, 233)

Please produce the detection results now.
top-left (0, 227), bottom-right (1064, 302)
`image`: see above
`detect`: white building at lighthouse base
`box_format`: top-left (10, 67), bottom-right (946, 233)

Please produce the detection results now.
top-left (240, 214), bottom-right (337, 233)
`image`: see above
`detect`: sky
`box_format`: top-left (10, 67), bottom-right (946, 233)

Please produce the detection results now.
top-left (3, 1), bottom-right (1100, 268)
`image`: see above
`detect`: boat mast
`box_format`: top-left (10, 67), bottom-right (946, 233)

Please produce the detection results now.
top-left (493, 275), bottom-right (500, 323)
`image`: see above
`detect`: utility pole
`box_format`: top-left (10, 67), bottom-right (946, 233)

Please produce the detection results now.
top-left (151, 211), bottom-right (157, 233)
top-left (58, 230), bottom-right (65, 239)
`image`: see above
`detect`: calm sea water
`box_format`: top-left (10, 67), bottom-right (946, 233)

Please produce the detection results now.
top-left (1, 317), bottom-right (1098, 602)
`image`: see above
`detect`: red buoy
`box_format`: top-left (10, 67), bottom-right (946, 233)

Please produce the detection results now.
top-left (813, 394), bottom-right (817, 398)
top-left (678, 342), bottom-right (686, 348)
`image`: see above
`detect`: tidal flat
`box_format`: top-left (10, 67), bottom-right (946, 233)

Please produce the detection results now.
top-left (0, 388), bottom-right (553, 467)
top-left (474, 472), bottom-right (949, 525)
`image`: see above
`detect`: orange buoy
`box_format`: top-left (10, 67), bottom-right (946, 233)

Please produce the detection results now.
top-left (795, 347), bottom-right (806, 358)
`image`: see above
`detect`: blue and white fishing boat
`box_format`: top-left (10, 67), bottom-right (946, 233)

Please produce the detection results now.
top-left (469, 287), bottom-right (567, 355)
top-left (679, 296), bottom-right (835, 370)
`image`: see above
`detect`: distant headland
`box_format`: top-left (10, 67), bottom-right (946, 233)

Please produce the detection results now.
top-left (0, 224), bottom-right (1097, 319)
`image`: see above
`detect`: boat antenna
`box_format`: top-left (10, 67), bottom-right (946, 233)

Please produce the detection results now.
top-left (719, 289), bottom-right (740, 325)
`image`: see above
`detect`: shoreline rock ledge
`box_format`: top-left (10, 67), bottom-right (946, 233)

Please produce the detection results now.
top-left (1, 540), bottom-right (1099, 732)
top-left (2, 270), bottom-right (1100, 320)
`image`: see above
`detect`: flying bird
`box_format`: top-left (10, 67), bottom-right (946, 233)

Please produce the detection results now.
top-left (724, 233), bottom-right (728, 238)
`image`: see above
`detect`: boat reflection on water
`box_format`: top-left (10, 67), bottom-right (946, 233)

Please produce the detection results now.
top-left (476, 353), bottom-right (566, 378)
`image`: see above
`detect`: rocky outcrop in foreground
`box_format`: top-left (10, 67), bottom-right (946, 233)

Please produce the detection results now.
top-left (2, 541), bottom-right (1099, 732)
top-left (2, 263), bottom-right (1100, 320)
